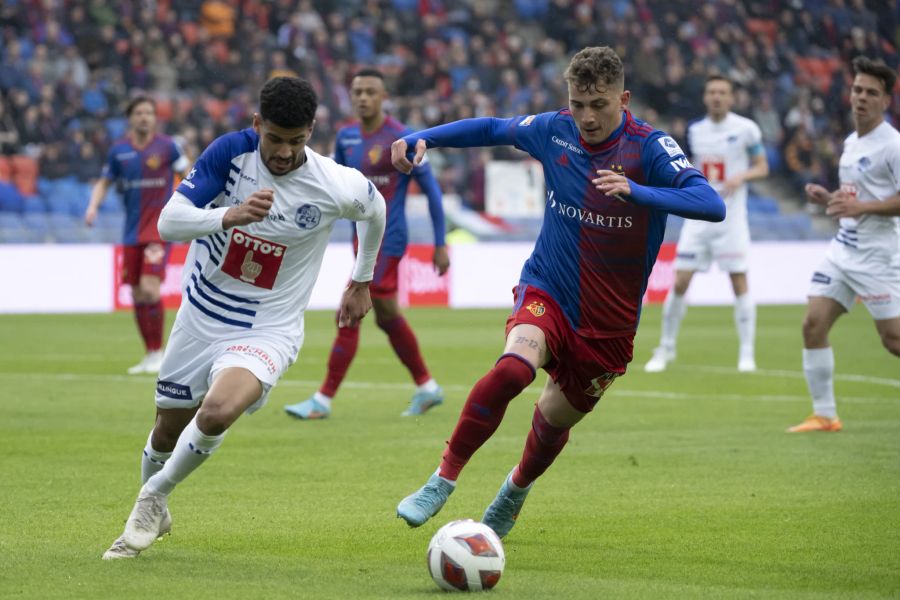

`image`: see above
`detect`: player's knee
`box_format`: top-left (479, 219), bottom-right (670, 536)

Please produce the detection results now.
top-left (196, 399), bottom-right (239, 435)
top-left (879, 330), bottom-right (900, 357)
top-left (493, 354), bottom-right (536, 392)
top-left (801, 314), bottom-right (827, 346)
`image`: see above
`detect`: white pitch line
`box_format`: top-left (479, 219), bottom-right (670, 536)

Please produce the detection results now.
top-left (684, 364), bottom-right (900, 389)
top-left (0, 372), bottom-right (895, 404)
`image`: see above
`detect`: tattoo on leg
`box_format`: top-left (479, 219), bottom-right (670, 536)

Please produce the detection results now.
top-left (514, 336), bottom-right (539, 350)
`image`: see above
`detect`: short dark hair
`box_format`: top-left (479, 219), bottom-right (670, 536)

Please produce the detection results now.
top-left (563, 46), bottom-right (624, 93)
top-left (126, 96), bottom-right (155, 117)
top-left (259, 77), bottom-right (317, 129)
top-left (705, 74), bottom-right (734, 91)
top-left (851, 56), bottom-right (897, 95)
top-left (353, 68), bottom-right (384, 81)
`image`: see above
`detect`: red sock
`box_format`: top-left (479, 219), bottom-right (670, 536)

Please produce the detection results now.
top-left (320, 324), bottom-right (360, 397)
top-left (439, 354), bottom-right (536, 481)
top-left (145, 300), bottom-right (164, 351)
top-left (377, 316), bottom-right (430, 384)
top-left (512, 407), bottom-right (570, 488)
top-left (134, 302), bottom-right (164, 352)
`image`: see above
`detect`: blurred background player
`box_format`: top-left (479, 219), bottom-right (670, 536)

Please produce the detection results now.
top-left (103, 77), bottom-right (386, 559)
top-left (392, 46), bottom-right (725, 538)
top-left (645, 75), bottom-right (769, 373)
top-left (84, 97), bottom-right (190, 374)
top-left (284, 68), bottom-right (448, 420)
top-left (789, 57), bottom-right (900, 433)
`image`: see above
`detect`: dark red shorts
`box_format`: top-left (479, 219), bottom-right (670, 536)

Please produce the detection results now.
top-left (505, 285), bottom-right (629, 413)
top-left (121, 243), bottom-right (169, 286)
top-left (369, 254), bottom-right (401, 299)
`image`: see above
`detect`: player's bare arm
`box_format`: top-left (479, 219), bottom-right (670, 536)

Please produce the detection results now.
top-left (724, 153), bottom-right (769, 196)
top-left (432, 245), bottom-right (450, 275)
top-left (391, 138), bottom-right (427, 174)
top-left (84, 177), bottom-right (112, 226)
top-left (222, 189), bottom-right (274, 228)
top-left (339, 279), bottom-right (373, 328)
top-left (827, 191), bottom-right (900, 218)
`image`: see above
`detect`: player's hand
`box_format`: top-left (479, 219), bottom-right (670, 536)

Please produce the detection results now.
top-left (339, 280), bottom-right (372, 328)
top-left (223, 189), bottom-right (274, 228)
top-left (391, 139), bottom-right (427, 174)
top-left (804, 183), bottom-right (831, 205)
top-left (432, 245), bottom-right (450, 276)
top-left (825, 190), bottom-right (864, 219)
top-left (592, 170), bottom-right (631, 201)
top-left (722, 176), bottom-right (743, 198)
top-left (84, 205), bottom-right (98, 227)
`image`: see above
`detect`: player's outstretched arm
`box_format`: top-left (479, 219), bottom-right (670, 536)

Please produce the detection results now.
top-left (84, 178), bottom-right (111, 227)
top-left (595, 169), bottom-right (725, 222)
top-left (157, 189), bottom-right (272, 242)
top-left (391, 117), bottom-right (521, 174)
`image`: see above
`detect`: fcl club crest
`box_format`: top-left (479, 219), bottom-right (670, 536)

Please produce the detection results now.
top-left (145, 154), bottom-right (161, 169)
top-left (368, 145), bottom-right (383, 165)
top-left (526, 301), bottom-right (545, 317)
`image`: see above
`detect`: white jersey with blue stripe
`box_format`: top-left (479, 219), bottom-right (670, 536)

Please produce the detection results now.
top-left (686, 112), bottom-right (763, 227)
top-left (172, 128), bottom-right (382, 343)
top-left (830, 121), bottom-right (900, 266)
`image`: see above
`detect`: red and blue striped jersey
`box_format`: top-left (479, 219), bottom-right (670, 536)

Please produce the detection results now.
top-left (403, 110), bottom-right (723, 341)
top-left (102, 133), bottom-right (188, 245)
top-left (335, 116), bottom-right (444, 256)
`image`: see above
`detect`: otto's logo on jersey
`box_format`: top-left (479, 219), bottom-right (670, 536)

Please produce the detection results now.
top-left (145, 154), bottom-right (161, 169)
top-left (526, 301), bottom-right (545, 317)
top-left (658, 136), bottom-right (685, 157)
top-left (295, 204), bottom-right (322, 229)
top-left (220, 229), bottom-right (287, 290)
top-left (368, 145), bottom-right (383, 164)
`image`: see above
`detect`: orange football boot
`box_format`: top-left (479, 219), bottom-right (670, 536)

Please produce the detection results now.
top-left (787, 414), bottom-right (843, 433)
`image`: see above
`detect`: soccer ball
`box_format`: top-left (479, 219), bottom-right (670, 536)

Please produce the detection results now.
top-left (427, 519), bottom-right (505, 592)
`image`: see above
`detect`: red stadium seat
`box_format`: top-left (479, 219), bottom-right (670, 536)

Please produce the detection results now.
top-left (203, 98), bottom-right (228, 122)
top-left (0, 156), bottom-right (11, 181)
top-left (155, 97), bottom-right (174, 122)
top-left (10, 154), bottom-right (38, 179)
top-left (14, 173), bottom-right (37, 196)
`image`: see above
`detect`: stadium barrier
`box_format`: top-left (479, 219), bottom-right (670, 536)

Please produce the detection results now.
top-left (0, 241), bottom-right (829, 313)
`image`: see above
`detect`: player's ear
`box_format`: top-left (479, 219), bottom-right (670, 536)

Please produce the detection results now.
top-left (252, 113), bottom-right (261, 134)
top-left (620, 90), bottom-right (631, 108)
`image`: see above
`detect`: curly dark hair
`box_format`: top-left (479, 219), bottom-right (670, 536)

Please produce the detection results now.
top-left (259, 77), bottom-right (318, 128)
top-left (126, 95), bottom-right (156, 117)
top-left (852, 56), bottom-right (897, 95)
top-left (563, 46), bottom-right (624, 93)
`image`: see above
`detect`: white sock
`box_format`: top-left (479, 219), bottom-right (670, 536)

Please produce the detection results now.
top-left (313, 392), bottom-right (332, 409)
top-left (145, 416), bottom-right (226, 496)
top-left (734, 293), bottom-right (756, 358)
top-left (141, 430), bottom-right (172, 484)
top-left (417, 378), bottom-right (440, 394)
top-left (660, 292), bottom-right (687, 350)
top-left (803, 347), bottom-right (837, 418)
top-left (433, 467), bottom-right (457, 487)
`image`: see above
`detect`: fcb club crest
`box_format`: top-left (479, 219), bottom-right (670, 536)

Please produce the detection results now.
top-left (526, 301), bottom-right (545, 317)
top-left (368, 145), bottom-right (383, 165)
top-left (145, 153), bottom-right (161, 169)
top-left (296, 204), bottom-right (322, 229)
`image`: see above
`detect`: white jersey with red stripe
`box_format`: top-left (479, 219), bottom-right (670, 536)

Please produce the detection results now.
top-left (171, 128), bottom-right (385, 346)
top-left (828, 121), bottom-right (900, 269)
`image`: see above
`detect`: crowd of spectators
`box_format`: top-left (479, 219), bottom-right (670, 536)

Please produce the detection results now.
top-left (0, 0), bottom-right (897, 213)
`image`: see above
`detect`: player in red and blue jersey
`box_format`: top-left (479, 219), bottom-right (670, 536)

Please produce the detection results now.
top-left (393, 47), bottom-right (725, 537)
top-left (284, 68), bottom-right (448, 420)
top-left (85, 96), bottom-right (190, 374)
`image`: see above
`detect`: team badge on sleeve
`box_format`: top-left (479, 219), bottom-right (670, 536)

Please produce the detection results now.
top-left (526, 301), bottom-right (545, 316)
top-left (519, 115), bottom-right (537, 127)
top-left (658, 136), bottom-right (685, 157)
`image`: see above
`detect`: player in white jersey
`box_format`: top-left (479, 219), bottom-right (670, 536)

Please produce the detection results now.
top-left (789, 57), bottom-right (900, 433)
top-left (102, 77), bottom-right (386, 559)
top-left (645, 75), bottom-right (769, 373)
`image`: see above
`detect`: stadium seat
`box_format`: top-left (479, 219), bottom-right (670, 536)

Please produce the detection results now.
top-left (10, 154), bottom-right (38, 178)
top-left (747, 195), bottom-right (780, 215)
top-left (0, 156), bottom-right (11, 181)
top-left (22, 194), bottom-right (47, 213)
top-left (0, 180), bottom-right (25, 212)
top-left (48, 213), bottom-right (89, 243)
top-left (203, 98), bottom-right (229, 122)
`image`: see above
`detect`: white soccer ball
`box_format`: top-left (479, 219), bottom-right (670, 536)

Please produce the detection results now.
top-left (427, 519), bottom-right (505, 592)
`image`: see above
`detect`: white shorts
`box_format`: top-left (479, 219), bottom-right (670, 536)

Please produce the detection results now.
top-left (808, 256), bottom-right (900, 320)
top-left (154, 323), bottom-right (298, 413)
top-left (673, 219), bottom-right (750, 273)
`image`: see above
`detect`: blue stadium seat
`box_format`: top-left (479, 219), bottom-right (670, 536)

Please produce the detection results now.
top-left (747, 195), bottom-right (780, 215)
top-left (0, 181), bottom-right (24, 213)
top-left (22, 194), bottom-right (47, 214)
top-left (48, 213), bottom-right (89, 243)
top-left (22, 211), bottom-right (50, 239)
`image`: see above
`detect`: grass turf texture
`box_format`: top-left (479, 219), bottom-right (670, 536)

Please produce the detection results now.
top-left (0, 306), bottom-right (897, 599)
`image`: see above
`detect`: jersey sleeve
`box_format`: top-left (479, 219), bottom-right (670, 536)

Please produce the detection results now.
top-left (333, 130), bottom-right (347, 166)
top-left (886, 139), bottom-right (900, 194)
top-left (101, 146), bottom-right (119, 181)
top-left (175, 134), bottom-right (239, 207)
top-left (340, 169), bottom-right (387, 282)
top-left (411, 155), bottom-right (446, 246)
top-left (745, 120), bottom-right (765, 157)
top-left (402, 113), bottom-right (553, 158)
top-left (641, 131), bottom-right (706, 189)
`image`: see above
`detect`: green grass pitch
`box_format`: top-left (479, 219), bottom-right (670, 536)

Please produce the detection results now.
top-left (1, 305), bottom-right (897, 599)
